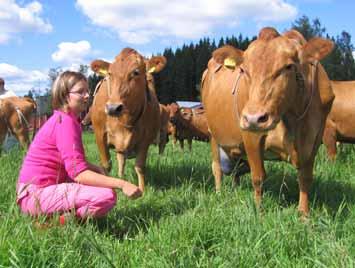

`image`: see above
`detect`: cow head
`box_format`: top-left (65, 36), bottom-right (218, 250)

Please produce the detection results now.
top-left (91, 48), bottom-right (166, 125)
top-left (180, 108), bottom-right (193, 121)
top-left (243, 27), bottom-right (333, 131)
top-left (214, 28), bottom-right (334, 132)
top-left (168, 102), bottom-right (180, 124)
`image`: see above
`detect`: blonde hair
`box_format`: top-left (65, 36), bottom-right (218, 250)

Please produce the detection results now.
top-left (51, 71), bottom-right (87, 110)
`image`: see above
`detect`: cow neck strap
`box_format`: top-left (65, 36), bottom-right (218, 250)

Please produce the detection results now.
top-left (104, 75), bottom-right (148, 129)
top-left (92, 78), bottom-right (105, 106)
top-left (296, 61), bottom-right (318, 121)
top-left (231, 67), bottom-right (244, 120)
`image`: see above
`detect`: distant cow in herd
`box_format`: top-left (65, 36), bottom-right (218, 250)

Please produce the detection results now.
top-left (0, 97), bottom-right (37, 154)
top-left (168, 103), bottom-right (210, 151)
top-left (201, 27), bottom-right (334, 216)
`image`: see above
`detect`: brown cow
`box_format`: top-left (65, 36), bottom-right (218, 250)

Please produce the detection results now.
top-left (157, 103), bottom-right (171, 154)
top-left (169, 103), bottom-right (210, 151)
top-left (90, 48), bottom-right (166, 191)
top-left (0, 97), bottom-right (37, 153)
top-left (323, 81), bottom-right (355, 160)
top-left (201, 28), bottom-right (334, 216)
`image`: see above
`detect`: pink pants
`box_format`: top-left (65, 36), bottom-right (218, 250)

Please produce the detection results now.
top-left (17, 183), bottom-right (117, 219)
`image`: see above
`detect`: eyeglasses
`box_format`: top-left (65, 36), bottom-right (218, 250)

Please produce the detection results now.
top-left (69, 91), bottom-right (89, 97)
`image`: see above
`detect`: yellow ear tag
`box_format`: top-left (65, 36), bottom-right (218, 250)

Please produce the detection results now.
top-left (148, 66), bottom-right (156, 73)
top-left (224, 58), bottom-right (236, 69)
top-left (98, 68), bottom-right (108, 76)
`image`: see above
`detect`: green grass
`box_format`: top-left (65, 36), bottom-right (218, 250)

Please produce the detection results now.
top-left (1, 132), bottom-right (355, 267)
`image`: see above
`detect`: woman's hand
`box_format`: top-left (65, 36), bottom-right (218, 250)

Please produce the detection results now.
top-left (121, 182), bottom-right (142, 199)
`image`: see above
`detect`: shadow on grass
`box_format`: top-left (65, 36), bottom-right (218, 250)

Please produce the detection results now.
top-left (93, 189), bottom-right (201, 240)
top-left (250, 166), bottom-right (355, 218)
top-left (146, 160), bottom-right (214, 191)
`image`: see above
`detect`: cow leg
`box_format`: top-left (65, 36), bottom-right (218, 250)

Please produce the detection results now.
top-left (322, 122), bottom-right (337, 161)
top-left (232, 159), bottom-right (250, 187)
top-left (94, 130), bottom-right (111, 172)
top-left (243, 134), bottom-right (265, 208)
top-left (188, 138), bottom-right (192, 151)
top-left (172, 128), bottom-right (177, 147)
top-left (135, 146), bottom-right (149, 192)
top-left (116, 152), bottom-right (126, 178)
top-left (0, 132), bottom-right (7, 154)
top-left (211, 137), bottom-right (223, 191)
top-left (297, 161), bottom-right (314, 217)
top-left (179, 139), bottom-right (184, 150)
top-left (15, 132), bottom-right (29, 149)
top-left (158, 130), bottom-right (167, 155)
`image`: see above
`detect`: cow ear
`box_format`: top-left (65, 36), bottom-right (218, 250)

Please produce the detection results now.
top-left (147, 56), bottom-right (167, 74)
top-left (283, 29), bottom-right (307, 45)
top-left (91, 60), bottom-right (111, 76)
top-left (258, 27), bottom-right (280, 41)
top-left (300, 38), bottom-right (334, 64)
top-left (212, 45), bottom-right (243, 69)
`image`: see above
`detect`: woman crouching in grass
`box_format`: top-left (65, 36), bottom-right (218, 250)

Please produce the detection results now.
top-left (16, 71), bottom-right (142, 225)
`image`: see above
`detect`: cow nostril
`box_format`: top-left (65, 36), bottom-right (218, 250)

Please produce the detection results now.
top-left (115, 104), bottom-right (123, 114)
top-left (106, 103), bottom-right (124, 116)
top-left (257, 113), bottom-right (269, 124)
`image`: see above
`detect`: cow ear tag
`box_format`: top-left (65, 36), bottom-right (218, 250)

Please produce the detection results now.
top-left (98, 68), bottom-right (108, 76)
top-left (148, 66), bottom-right (156, 73)
top-left (224, 58), bottom-right (236, 69)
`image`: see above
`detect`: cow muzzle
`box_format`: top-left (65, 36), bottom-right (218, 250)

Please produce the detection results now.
top-left (105, 103), bottom-right (124, 116)
top-left (240, 110), bottom-right (278, 132)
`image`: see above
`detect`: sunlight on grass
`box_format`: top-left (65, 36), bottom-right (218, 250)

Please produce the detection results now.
top-left (0, 132), bottom-right (354, 267)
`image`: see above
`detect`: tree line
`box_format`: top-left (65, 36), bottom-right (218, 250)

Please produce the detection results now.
top-left (152, 15), bottom-right (355, 104)
top-left (38, 15), bottom-right (355, 110)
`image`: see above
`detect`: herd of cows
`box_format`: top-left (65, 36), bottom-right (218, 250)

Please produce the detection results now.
top-left (2, 27), bottom-right (355, 216)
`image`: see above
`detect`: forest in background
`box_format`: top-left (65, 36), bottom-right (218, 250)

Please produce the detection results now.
top-left (35, 15), bottom-right (355, 110)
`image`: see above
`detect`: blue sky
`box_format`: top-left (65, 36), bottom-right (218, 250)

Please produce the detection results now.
top-left (0, 0), bottom-right (354, 96)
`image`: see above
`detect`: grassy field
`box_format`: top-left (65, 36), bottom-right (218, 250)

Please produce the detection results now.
top-left (1, 132), bottom-right (355, 267)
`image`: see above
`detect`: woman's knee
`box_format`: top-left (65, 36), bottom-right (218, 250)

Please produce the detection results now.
top-left (86, 188), bottom-right (117, 217)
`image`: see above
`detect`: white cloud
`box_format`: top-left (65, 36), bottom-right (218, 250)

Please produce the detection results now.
top-left (76, 0), bottom-right (298, 44)
top-left (0, 63), bottom-right (48, 96)
top-left (0, 0), bottom-right (52, 44)
top-left (51, 40), bottom-right (95, 66)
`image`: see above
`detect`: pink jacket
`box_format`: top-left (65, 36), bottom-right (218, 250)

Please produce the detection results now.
top-left (18, 110), bottom-right (89, 187)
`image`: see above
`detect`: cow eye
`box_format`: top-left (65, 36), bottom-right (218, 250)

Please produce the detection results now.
top-left (132, 68), bottom-right (140, 77)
